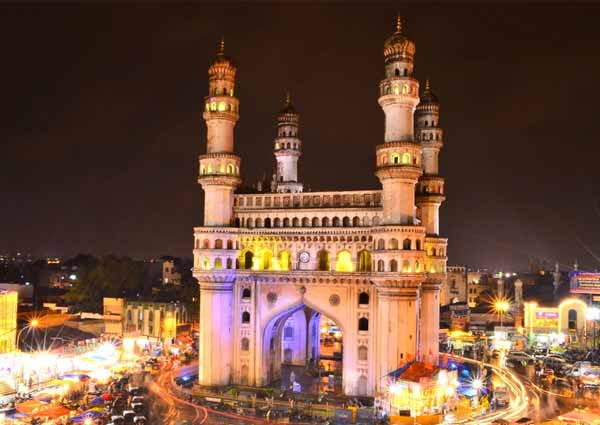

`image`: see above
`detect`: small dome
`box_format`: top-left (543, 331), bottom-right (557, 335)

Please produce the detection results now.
top-left (209, 39), bottom-right (236, 73)
top-left (383, 16), bottom-right (415, 64)
top-left (279, 92), bottom-right (297, 114)
top-left (419, 80), bottom-right (439, 105)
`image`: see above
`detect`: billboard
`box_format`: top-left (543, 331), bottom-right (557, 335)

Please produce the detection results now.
top-left (570, 272), bottom-right (600, 294)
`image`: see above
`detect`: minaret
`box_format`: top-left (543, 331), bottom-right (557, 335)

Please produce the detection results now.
top-left (273, 93), bottom-right (303, 193)
top-left (195, 39), bottom-right (240, 387)
top-left (375, 16), bottom-right (422, 225)
top-left (199, 38), bottom-right (241, 226)
top-left (553, 262), bottom-right (561, 294)
top-left (415, 79), bottom-right (445, 235)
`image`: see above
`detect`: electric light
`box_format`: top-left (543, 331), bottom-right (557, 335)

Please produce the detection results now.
top-left (472, 378), bottom-right (483, 391)
top-left (30, 319), bottom-right (39, 328)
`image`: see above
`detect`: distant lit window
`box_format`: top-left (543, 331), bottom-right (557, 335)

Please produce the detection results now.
top-left (402, 84), bottom-right (409, 94)
top-left (227, 163), bottom-right (235, 174)
top-left (391, 153), bottom-right (400, 165)
top-left (401, 152), bottom-right (411, 164)
top-left (218, 101), bottom-right (227, 112)
top-left (393, 85), bottom-right (400, 95)
top-left (219, 164), bottom-right (225, 173)
top-left (210, 102), bottom-right (217, 111)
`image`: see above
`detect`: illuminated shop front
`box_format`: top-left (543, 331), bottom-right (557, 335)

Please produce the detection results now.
top-left (523, 298), bottom-right (588, 346)
top-left (378, 362), bottom-right (458, 420)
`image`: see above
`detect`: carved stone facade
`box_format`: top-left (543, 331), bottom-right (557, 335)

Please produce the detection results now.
top-left (193, 18), bottom-right (448, 397)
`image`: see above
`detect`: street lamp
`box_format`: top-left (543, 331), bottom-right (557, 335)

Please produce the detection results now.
top-left (493, 298), bottom-right (511, 329)
top-left (16, 319), bottom-right (40, 351)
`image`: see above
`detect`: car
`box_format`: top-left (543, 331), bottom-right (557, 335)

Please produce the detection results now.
top-left (111, 416), bottom-right (124, 425)
top-left (514, 418), bottom-right (533, 425)
top-left (540, 368), bottom-right (555, 384)
top-left (506, 351), bottom-right (534, 364)
top-left (132, 403), bottom-right (144, 414)
top-left (131, 396), bottom-right (144, 404)
top-left (494, 386), bottom-right (509, 408)
top-left (544, 356), bottom-right (567, 371)
top-left (123, 410), bottom-right (135, 424)
top-left (133, 416), bottom-right (147, 424)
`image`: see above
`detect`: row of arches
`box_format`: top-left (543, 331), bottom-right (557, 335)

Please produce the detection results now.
top-left (275, 141), bottom-right (299, 150)
top-left (240, 287), bottom-right (370, 306)
top-left (376, 258), bottom-right (422, 273)
top-left (376, 238), bottom-right (422, 251)
top-left (200, 162), bottom-right (238, 176)
top-left (196, 238), bottom-right (237, 250)
top-left (241, 311), bottom-right (368, 332)
top-left (237, 215), bottom-right (381, 229)
top-left (210, 86), bottom-right (234, 96)
top-left (206, 100), bottom-right (237, 113)
top-left (378, 152), bottom-right (419, 167)
top-left (418, 132), bottom-right (441, 142)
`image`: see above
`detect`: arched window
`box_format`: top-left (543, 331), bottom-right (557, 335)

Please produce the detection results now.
top-left (244, 251), bottom-right (254, 269)
top-left (393, 85), bottom-right (400, 95)
top-left (335, 250), bottom-right (353, 272)
top-left (358, 250), bottom-right (372, 272)
top-left (391, 153), bottom-right (400, 164)
top-left (395, 68), bottom-right (400, 77)
top-left (402, 260), bottom-right (411, 273)
top-left (241, 337), bottom-right (249, 351)
top-left (210, 102), bottom-right (217, 111)
top-left (403, 239), bottom-right (412, 250)
top-left (279, 251), bottom-right (291, 270)
top-left (322, 217), bottom-right (330, 227)
top-left (568, 309), bottom-right (578, 330)
top-left (377, 259), bottom-right (385, 272)
top-left (264, 217), bottom-right (272, 228)
top-left (358, 345), bottom-right (368, 361)
top-left (234, 218), bottom-right (241, 228)
top-left (201, 257), bottom-right (210, 270)
top-left (358, 317), bottom-right (369, 332)
top-left (261, 250), bottom-right (273, 270)
top-left (274, 217), bottom-right (281, 228)
top-left (317, 250), bottom-right (330, 271)
top-left (401, 152), bottom-right (411, 164)
top-left (200, 165), bottom-right (205, 174)
top-left (302, 217), bottom-right (310, 227)
top-left (255, 217), bottom-right (263, 228)
top-left (218, 101), bottom-right (227, 112)
top-left (195, 239), bottom-right (200, 249)
top-left (214, 258), bottom-right (223, 269)
top-left (389, 238), bottom-right (399, 250)
top-left (377, 239), bottom-right (385, 250)
top-left (312, 217), bottom-right (320, 227)
top-left (283, 217), bottom-right (291, 227)
top-left (226, 163), bottom-right (235, 174)
top-left (358, 292), bottom-right (370, 305)
top-left (343, 216), bottom-right (351, 227)
top-left (431, 247), bottom-right (437, 256)
top-left (402, 84), bottom-right (409, 94)
top-left (390, 259), bottom-right (398, 272)
top-left (416, 239), bottom-right (422, 250)
top-left (332, 217), bottom-right (341, 227)
top-left (414, 260), bottom-right (421, 272)
top-left (242, 288), bottom-right (251, 299)
top-left (242, 311), bottom-right (250, 323)
top-left (373, 216), bottom-right (380, 225)
top-left (226, 240), bottom-right (233, 249)
top-left (292, 217), bottom-right (300, 227)
top-left (203, 239), bottom-right (210, 249)
top-left (352, 216), bottom-right (360, 227)
top-left (214, 239), bottom-right (223, 249)
top-left (226, 258), bottom-right (232, 269)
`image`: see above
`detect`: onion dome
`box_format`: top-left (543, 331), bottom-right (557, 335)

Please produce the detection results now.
top-left (279, 92), bottom-right (297, 115)
top-left (208, 38), bottom-right (236, 79)
top-left (419, 79), bottom-right (439, 105)
top-left (383, 16), bottom-right (416, 65)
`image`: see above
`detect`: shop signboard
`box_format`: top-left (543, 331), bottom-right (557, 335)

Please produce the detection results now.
top-left (356, 409), bottom-right (374, 425)
top-left (570, 272), bottom-right (600, 294)
top-left (334, 408), bottom-right (353, 425)
top-left (450, 303), bottom-right (470, 331)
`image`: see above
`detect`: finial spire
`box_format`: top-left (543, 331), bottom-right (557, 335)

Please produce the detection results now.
top-left (425, 78), bottom-right (430, 91)
top-left (395, 15), bottom-right (403, 33)
top-left (218, 37), bottom-right (225, 55)
top-left (285, 91), bottom-right (291, 106)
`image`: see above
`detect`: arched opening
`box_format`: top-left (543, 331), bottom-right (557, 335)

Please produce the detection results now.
top-left (264, 217), bottom-right (272, 228)
top-left (357, 250), bottom-right (372, 272)
top-left (342, 216), bottom-right (351, 227)
top-left (390, 259), bottom-right (398, 272)
top-left (274, 217), bottom-right (281, 228)
top-left (358, 345), bottom-right (368, 361)
top-left (260, 250), bottom-right (273, 270)
top-left (243, 251), bottom-right (254, 269)
top-left (377, 239), bottom-right (385, 250)
top-left (352, 216), bottom-right (360, 227)
top-left (335, 250), bottom-right (353, 272)
top-left (242, 288), bottom-right (251, 299)
top-left (226, 258), bottom-right (232, 269)
top-left (317, 250), bottom-right (330, 271)
top-left (401, 152), bottom-right (411, 164)
top-left (214, 258), bottom-right (223, 269)
top-left (226, 240), bottom-right (233, 249)
top-left (416, 239), bottom-right (422, 250)
top-left (389, 238), bottom-right (399, 250)
top-left (357, 375), bottom-right (368, 396)
top-left (402, 260), bottom-right (411, 273)
top-left (322, 217), bottom-right (330, 227)
top-left (358, 317), bottom-right (369, 332)
top-left (403, 239), bottom-right (412, 250)
top-left (242, 311), bottom-right (251, 324)
top-left (332, 217), bottom-right (341, 227)
top-left (234, 218), bottom-right (241, 228)
top-left (292, 217), bottom-right (300, 227)
top-left (214, 239), bottom-right (223, 249)
top-left (568, 309), bottom-right (578, 331)
top-left (278, 250), bottom-right (291, 271)
top-left (262, 305), bottom-right (344, 394)
top-left (358, 292), bottom-right (369, 305)
top-left (255, 217), bottom-right (263, 228)
top-left (240, 365), bottom-right (249, 385)
top-left (312, 217), bottom-right (320, 227)
top-left (302, 217), bottom-right (310, 227)
top-left (241, 337), bottom-right (250, 351)
top-left (377, 259), bottom-right (385, 272)
top-left (283, 217), bottom-right (291, 227)
top-left (203, 239), bottom-right (210, 249)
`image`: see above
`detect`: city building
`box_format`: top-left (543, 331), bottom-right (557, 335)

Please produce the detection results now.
top-left (106, 298), bottom-right (190, 344)
top-left (0, 290), bottom-right (18, 353)
top-left (193, 17), bottom-right (448, 396)
top-left (162, 259), bottom-right (182, 285)
top-left (441, 266), bottom-right (467, 306)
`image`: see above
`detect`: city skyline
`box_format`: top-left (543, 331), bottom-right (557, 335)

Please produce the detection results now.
top-left (2, 4), bottom-right (600, 270)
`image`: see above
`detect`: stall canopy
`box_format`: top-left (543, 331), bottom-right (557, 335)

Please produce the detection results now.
top-left (32, 405), bottom-right (70, 419)
top-left (16, 399), bottom-right (49, 414)
top-left (71, 409), bottom-right (102, 422)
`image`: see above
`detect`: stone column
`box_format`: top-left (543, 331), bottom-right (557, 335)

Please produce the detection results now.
top-left (419, 281), bottom-right (441, 363)
top-left (374, 280), bottom-right (419, 391)
top-left (198, 277), bottom-right (234, 386)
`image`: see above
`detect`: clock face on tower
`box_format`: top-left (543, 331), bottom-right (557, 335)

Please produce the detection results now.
top-left (299, 251), bottom-right (310, 263)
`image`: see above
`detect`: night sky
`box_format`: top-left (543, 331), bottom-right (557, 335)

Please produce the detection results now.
top-left (2, 4), bottom-right (600, 271)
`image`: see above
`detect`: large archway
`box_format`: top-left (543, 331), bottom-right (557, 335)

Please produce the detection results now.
top-left (262, 304), bottom-right (344, 394)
